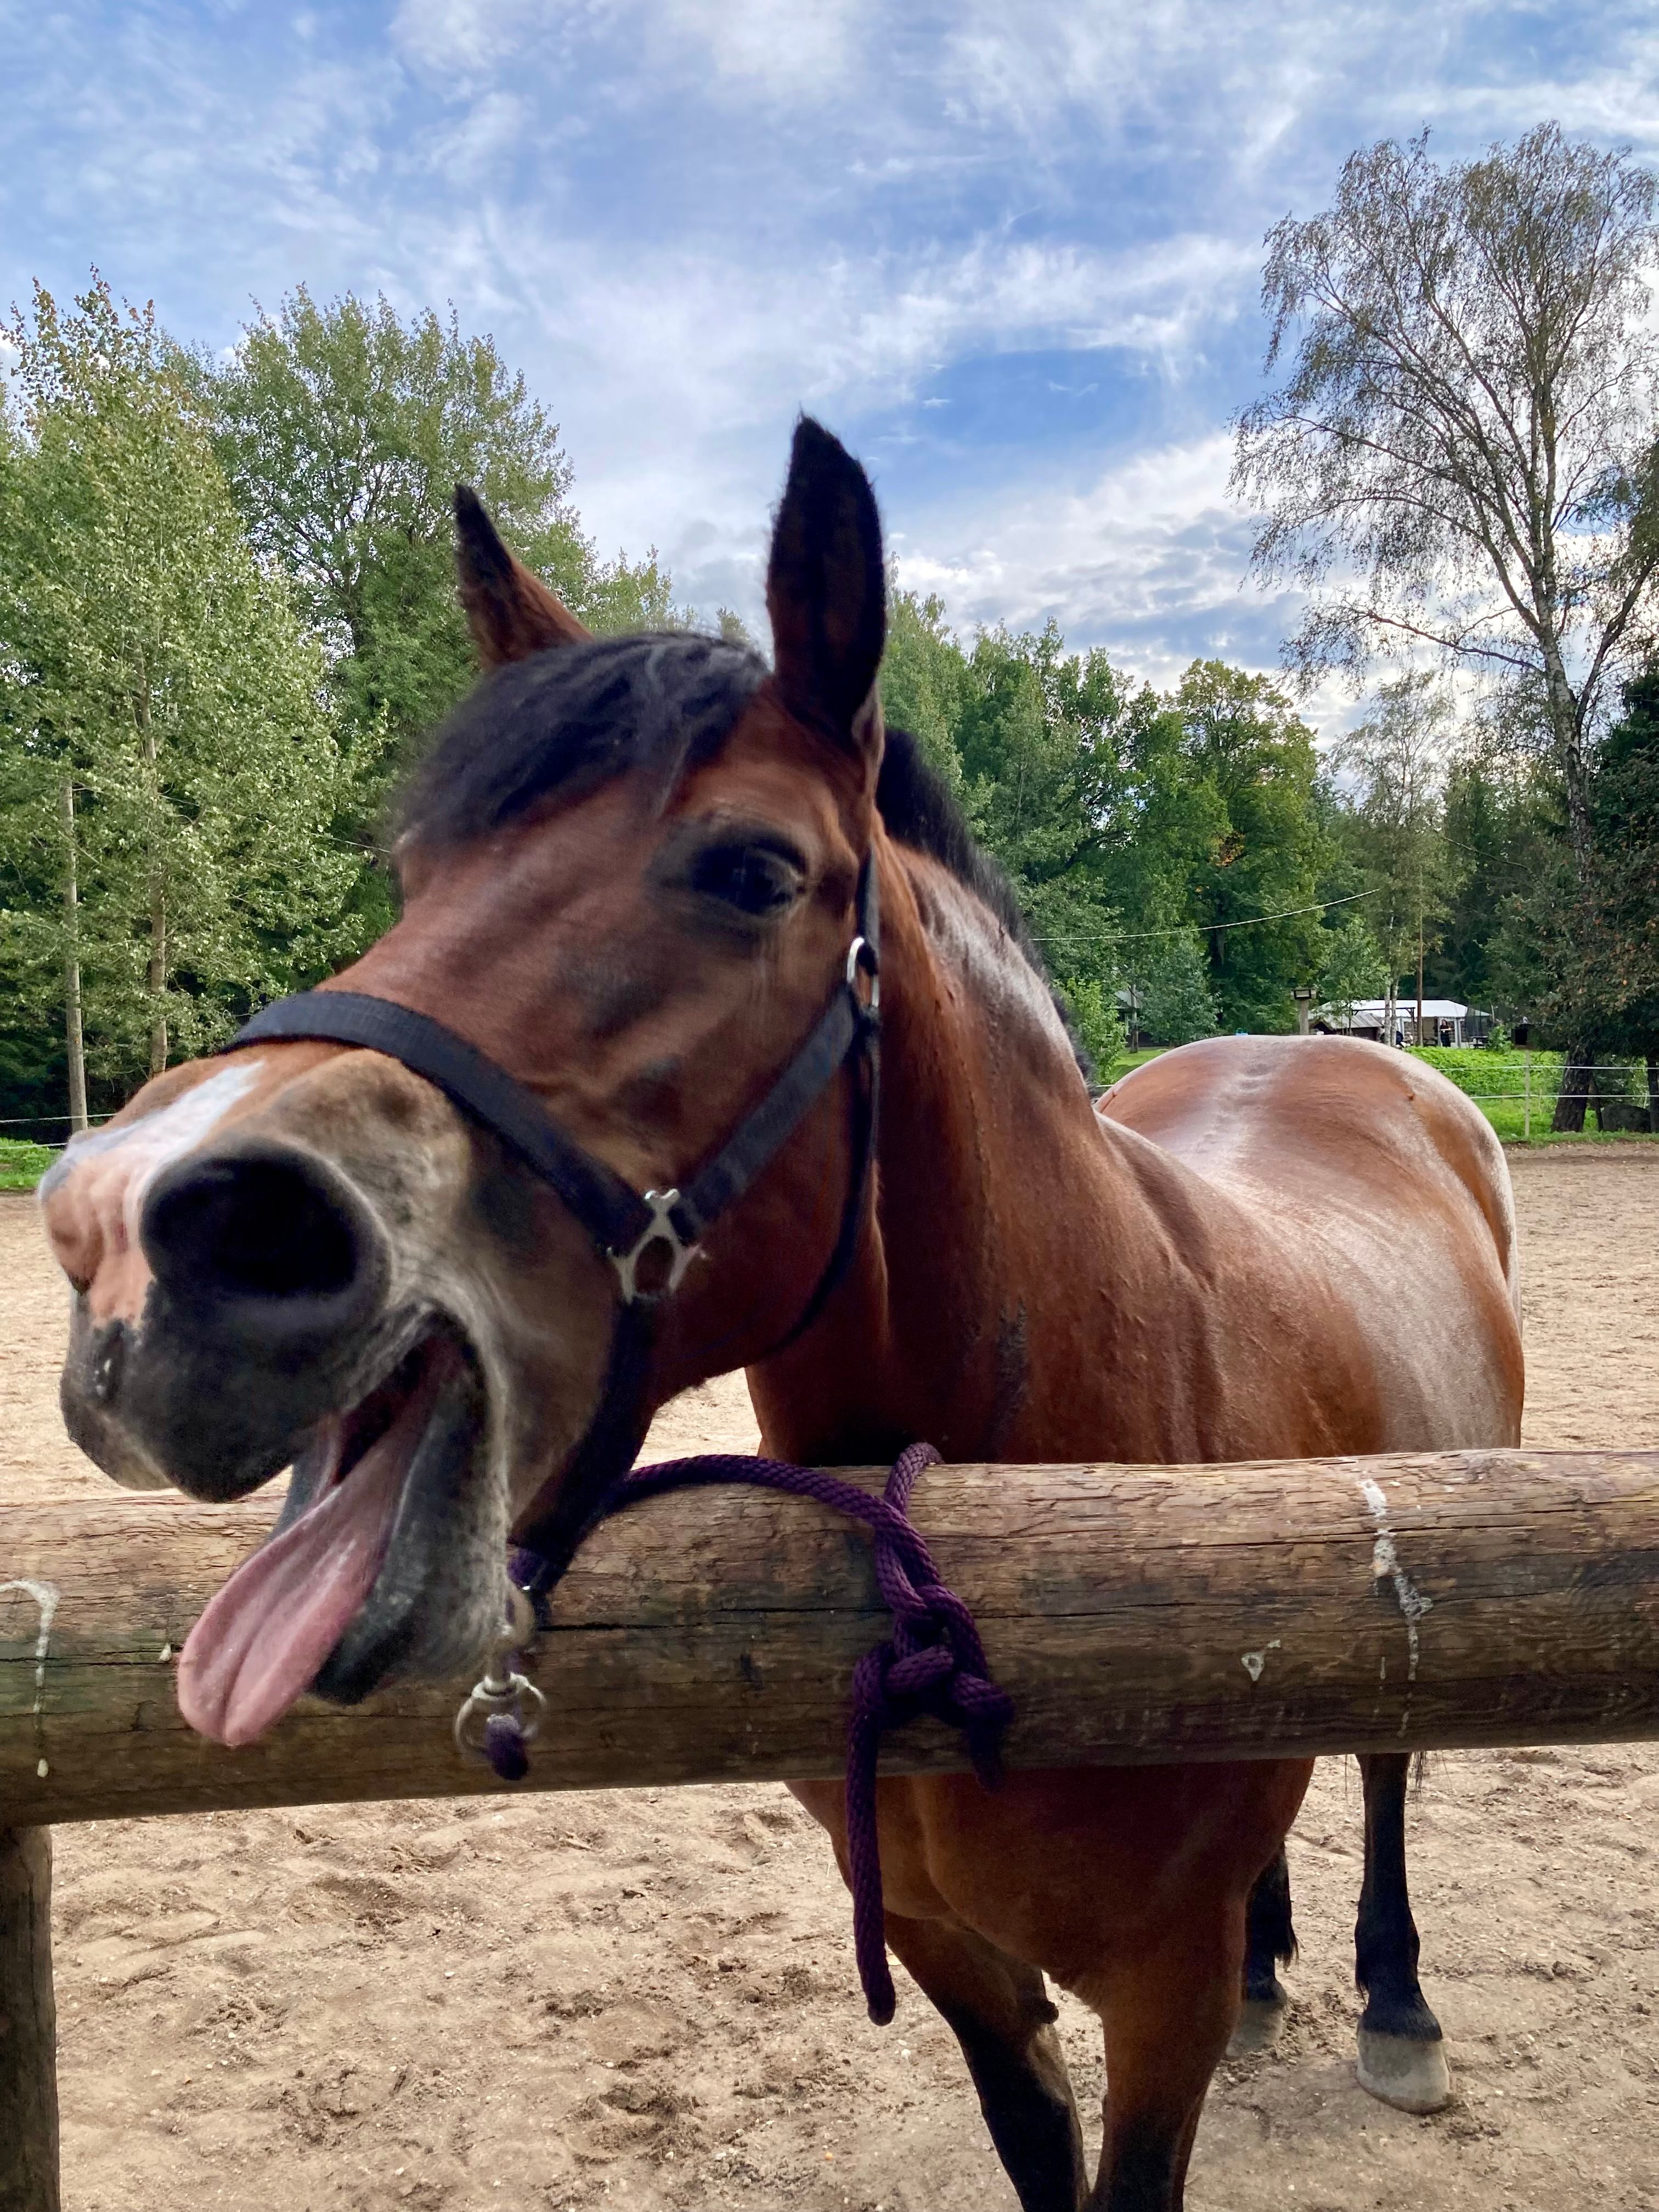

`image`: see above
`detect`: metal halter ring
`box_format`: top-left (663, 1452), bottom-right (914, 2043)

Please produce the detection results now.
top-left (847, 934), bottom-right (880, 1013)
top-left (608, 1187), bottom-right (699, 1305)
top-left (453, 1667), bottom-right (548, 1758)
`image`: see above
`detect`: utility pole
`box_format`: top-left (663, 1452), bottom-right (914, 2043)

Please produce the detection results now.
top-left (61, 778), bottom-right (87, 1135)
top-left (1415, 868), bottom-right (1425, 1049)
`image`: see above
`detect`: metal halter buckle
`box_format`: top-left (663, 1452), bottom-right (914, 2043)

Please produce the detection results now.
top-left (453, 1664), bottom-right (548, 1758)
top-left (847, 934), bottom-right (880, 1013)
top-left (609, 1187), bottom-right (699, 1305)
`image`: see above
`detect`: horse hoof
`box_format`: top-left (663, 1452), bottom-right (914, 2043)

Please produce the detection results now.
top-left (1228, 1996), bottom-right (1287, 2058)
top-left (1356, 2028), bottom-right (1452, 2113)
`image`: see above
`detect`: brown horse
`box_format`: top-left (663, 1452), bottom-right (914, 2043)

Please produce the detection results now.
top-left (40, 421), bottom-right (1522, 2209)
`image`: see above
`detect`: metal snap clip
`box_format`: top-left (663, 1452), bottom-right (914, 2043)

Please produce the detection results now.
top-left (453, 1666), bottom-right (548, 1760)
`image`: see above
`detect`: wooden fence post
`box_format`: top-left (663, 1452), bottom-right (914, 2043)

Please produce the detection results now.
top-left (0, 1825), bottom-right (59, 2212)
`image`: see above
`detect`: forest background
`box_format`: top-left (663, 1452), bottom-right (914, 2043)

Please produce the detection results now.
top-left (2, 127), bottom-right (1657, 1146)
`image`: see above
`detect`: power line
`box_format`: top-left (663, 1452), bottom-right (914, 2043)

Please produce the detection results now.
top-left (1039, 889), bottom-right (1373, 947)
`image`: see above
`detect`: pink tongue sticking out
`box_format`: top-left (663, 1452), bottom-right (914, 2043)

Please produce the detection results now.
top-left (178, 1337), bottom-right (467, 1748)
top-left (177, 1437), bottom-right (409, 1747)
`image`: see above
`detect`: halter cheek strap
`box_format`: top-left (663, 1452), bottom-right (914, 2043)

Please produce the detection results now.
top-left (224, 854), bottom-right (882, 1572)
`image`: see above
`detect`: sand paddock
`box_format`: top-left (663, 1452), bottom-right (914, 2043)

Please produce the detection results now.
top-left (2, 1147), bottom-right (1657, 2209)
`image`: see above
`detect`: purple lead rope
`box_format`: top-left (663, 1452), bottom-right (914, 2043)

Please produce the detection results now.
top-left (481, 1441), bottom-right (1014, 2025)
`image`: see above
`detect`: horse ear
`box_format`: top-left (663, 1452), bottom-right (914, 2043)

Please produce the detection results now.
top-left (454, 484), bottom-right (593, 665)
top-left (766, 419), bottom-right (885, 757)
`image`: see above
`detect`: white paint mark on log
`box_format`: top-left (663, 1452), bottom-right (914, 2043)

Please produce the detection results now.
top-left (1, 1579), bottom-right (60, 1713)
top-left (1241, 1638), bottom-right (1282, 1683)
top-left (1357, 1478), bottom-right (1432, 1702)
top-left (2, 1577), bottom-right (61, 1776)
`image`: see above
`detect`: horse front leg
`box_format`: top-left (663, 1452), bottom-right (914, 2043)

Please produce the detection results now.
top-left (1082, 1897), bottom-right (1246, 2212)
top-left (1353, 1751), bottom-right (1451, 2112)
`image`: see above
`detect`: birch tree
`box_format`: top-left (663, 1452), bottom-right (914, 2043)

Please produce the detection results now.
top-left (1234, 127), bottom-right (1659, 1109)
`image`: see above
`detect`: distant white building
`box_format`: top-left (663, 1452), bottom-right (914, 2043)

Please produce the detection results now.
top-left (1318, 998), bottom-right (1488, 1047)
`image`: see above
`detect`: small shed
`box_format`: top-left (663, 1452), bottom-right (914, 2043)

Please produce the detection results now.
top-left (1318, 998), bottom-right (1487, 1047)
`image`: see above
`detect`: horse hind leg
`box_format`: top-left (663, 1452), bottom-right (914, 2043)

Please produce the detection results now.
top-left (1228, 1843), bottom-right (1296, 2056)
top-left (1353, 1751), bottom-right (1452, 2112)
top-left (882, 1910), bottom-right (1088, 2212)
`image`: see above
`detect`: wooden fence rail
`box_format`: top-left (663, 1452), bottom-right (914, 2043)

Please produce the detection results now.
top-left (5, 1446), bottom-right (1659, 2211)
top-left (8, 1448), bottom-right (1659, 1825)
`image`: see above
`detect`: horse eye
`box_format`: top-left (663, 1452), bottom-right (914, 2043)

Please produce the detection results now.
top-left (690, 845), bottom-right (802, 917)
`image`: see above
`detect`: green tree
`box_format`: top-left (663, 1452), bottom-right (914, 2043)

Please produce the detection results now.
top-left (1317, 914), bottom-right (1390, 1028)
top-left (0, 279), bottom-right (361, 1115)
top-left (953, 623), bottom-right (1131, 980)
top-left (881, 586), bottom-right (970, 788)
top-left (1432, 743), bottom-right (1554, 1011)
top-left (202, 289), bottom-right (674, 796)
top-left (1329, 674), bottom-right (1455, 1040)
top-left (878, 604), bottom-right (1333, 1036)
top-left (1172, 661), bottom-right (1328, 1031)
top-left (1053, 973), bottom-right (1127, 1086)
top-left (1517, 672), bottom-right (1659, 1118)
top-left (1129, 930), bottom-right (1217, 1047)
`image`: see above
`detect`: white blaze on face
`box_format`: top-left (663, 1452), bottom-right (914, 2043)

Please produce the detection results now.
top-left (39, 1060), bottom-right (268, 1323)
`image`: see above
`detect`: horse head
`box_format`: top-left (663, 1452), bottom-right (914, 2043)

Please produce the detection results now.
top-left (40, 419), bottom-right (892, 1745)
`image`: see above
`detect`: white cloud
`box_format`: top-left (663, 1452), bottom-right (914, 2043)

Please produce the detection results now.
top-left (654, 0), bottom-right (867, 94)
top-left (9, 0), bottom-right (1659, 720)
top-left (888, 437), bottom-right (1254, 683)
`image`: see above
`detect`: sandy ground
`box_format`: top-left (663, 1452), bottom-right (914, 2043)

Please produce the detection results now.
top-left (3, 1148), bottom-right (1658, 2210)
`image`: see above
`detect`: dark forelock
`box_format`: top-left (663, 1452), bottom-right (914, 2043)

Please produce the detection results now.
top-left (402, 633), bottom-right (770, 844)
top-left (398, 637), bottom-right (1089, 1077)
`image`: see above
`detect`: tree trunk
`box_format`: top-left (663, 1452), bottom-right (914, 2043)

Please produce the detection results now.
top-left (1647, 1057), bottom-right (1659, 1137)
top-left (1415, 899), bottom-right (1424, 1048)
top-left (136, 657), bottom-right (167, 1077)
top-left (146, 883), bottom-right (167, 1078)
top-left (59, 782), bottom-right (86, 1137)
top-left (1539, 636), bottom-right (1615, 1135)
top-left (0, 1826), bottom-right (59, 2212)
top-left (1539, 625), bottom-right (1595, 874)
top-left (1552, 1046), bottom-right (1594, 1133)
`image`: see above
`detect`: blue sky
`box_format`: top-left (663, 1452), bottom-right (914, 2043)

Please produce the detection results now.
top-left (5, 0), bottom-right (1658, 712)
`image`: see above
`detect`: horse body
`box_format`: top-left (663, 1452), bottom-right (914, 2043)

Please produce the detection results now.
top-left (1099, 1032), bottom-right (1522, 1455)
top-left (747, 831), bottom-right (1521, 2194)
top-left (37, 420), bottom-right (1523, 2208)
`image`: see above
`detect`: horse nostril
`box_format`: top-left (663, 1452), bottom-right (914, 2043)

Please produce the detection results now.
top-left (141, 1147), bottom-right (378, 1317)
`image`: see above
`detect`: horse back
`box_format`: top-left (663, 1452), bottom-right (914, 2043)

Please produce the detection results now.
top-left (1095, 1035), bottom-right (1523, 1453)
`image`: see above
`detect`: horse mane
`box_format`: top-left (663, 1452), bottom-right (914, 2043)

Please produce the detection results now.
top-left (402, 634), bottom-right (1086, 1073)
top-left (402, 634), bottom-right (769, 847)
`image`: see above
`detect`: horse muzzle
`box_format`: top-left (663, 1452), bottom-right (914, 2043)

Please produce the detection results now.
top-left (57, 1133), bottom-right (509, 1742)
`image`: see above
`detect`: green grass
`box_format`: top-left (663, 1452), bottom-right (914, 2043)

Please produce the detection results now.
top-left (0, 1137), bottom-right (55, 1192)
top-left (1406, 1046), bottom-right (1564, 1098)
top-left (1406, 1047), bottom-right (1657, 1144)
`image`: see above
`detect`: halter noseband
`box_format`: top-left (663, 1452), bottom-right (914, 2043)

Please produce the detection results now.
top-left (224, 853), bottom-right (881, 1573)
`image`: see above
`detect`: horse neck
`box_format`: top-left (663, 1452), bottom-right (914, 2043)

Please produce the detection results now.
top-left (748, 841), bottom-right (1164, 1467)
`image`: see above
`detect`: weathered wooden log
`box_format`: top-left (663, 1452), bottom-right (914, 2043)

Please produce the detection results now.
top-left (0, 1826), bottom-right (58, 2212)
top-left (4, 1449), bottom-right (1659, 1828)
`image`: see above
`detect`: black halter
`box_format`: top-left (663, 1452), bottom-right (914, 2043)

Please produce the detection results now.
top-left (225, 855), bottom-right (882, 1573)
